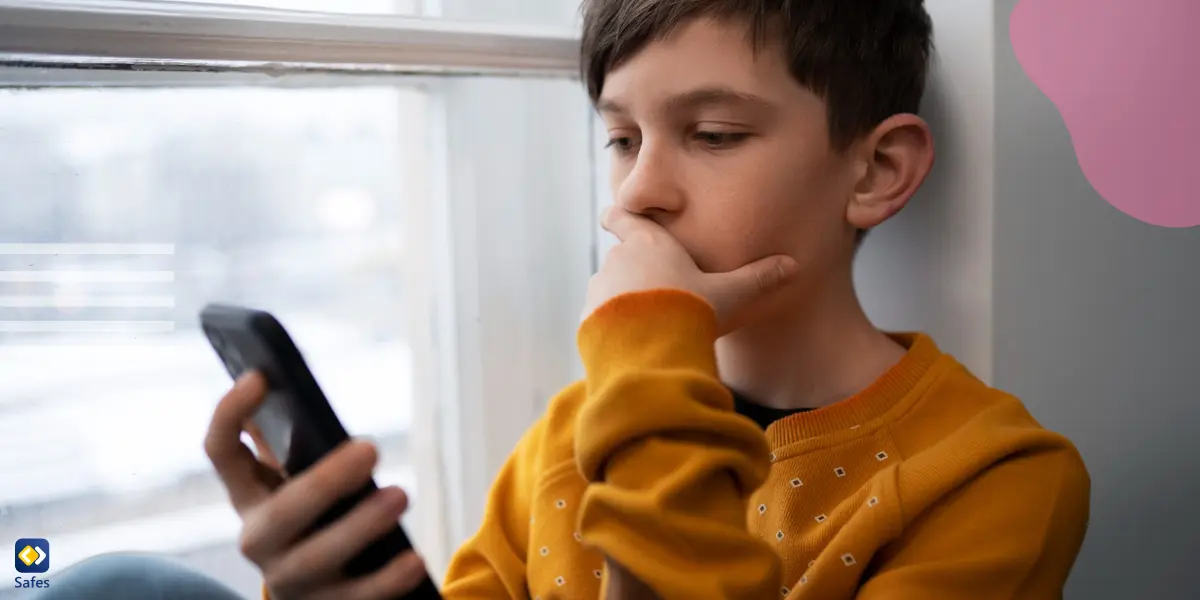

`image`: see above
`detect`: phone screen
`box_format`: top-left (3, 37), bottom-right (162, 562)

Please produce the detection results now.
top-left (205, 322), bottom-right (312, 476)
top-left (248, 391), bottom-right (295, 471)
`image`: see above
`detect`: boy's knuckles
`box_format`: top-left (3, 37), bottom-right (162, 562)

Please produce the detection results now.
top-left (237, 521), bottom-right (272, 564)
top-left (262, 570), bottom-right (301, 598)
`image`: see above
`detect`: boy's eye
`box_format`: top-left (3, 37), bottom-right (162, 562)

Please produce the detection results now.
top-left (605, 136), bottom-right (638, 153)
top-left (695, 131), bottom-right (748, 149)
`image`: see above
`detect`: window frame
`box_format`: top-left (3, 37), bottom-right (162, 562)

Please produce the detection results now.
top-left (0, 0), bottom-right (596, 581)
top-left (0, 0), bottom-right (580, 77)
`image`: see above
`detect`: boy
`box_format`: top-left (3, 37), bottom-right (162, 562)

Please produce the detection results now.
top-left (201, 0), bottom-right (1090, 599)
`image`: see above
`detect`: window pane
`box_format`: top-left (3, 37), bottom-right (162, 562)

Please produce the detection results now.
top-left (0, 85), bottom-right (429, 596)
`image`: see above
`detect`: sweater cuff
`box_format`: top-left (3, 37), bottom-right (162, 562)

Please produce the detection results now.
top-left (577, 288), bottom-right (720, 385)
top-left (575, 289), bottom-right (736, 482)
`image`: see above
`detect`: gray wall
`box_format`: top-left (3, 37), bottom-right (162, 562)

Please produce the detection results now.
top-left (993, 0), bottom-right (1200, 597)
top-left (860, 1), bottom-right (1200, 597)
top-left (856, 0), bottom-right (996, 382)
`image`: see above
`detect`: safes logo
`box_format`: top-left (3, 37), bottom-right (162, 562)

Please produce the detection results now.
top-left (13, 538), bottom-right (51, 591)
top-left (14, 539), bottom-right (48, 574)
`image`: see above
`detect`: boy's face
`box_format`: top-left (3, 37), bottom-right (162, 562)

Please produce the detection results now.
top-left (598, 17), bottom-right (858, 282)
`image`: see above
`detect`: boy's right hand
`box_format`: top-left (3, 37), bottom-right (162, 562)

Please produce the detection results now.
top-left (204, 371), bottom-right (428, 600)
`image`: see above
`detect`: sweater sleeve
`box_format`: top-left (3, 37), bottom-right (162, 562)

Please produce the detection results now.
top-left (856, 446), bottom-right (1091, 600)
top-left (440, 416), bottom-right (546, 599)
top-left (573, 289), bottom-right (782, 599)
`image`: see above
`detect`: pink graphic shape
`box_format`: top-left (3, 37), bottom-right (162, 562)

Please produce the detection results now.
top-left (1010, 0), bottom-right (1200, 228)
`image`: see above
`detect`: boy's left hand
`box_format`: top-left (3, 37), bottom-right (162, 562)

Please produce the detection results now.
top-left (582, 207), bottom-right (800, 334)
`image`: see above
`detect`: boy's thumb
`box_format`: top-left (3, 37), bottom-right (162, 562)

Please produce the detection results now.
top-left (710, 254), bottom-right (800, 309)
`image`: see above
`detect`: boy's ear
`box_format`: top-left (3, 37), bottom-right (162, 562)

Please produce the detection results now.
top-left (847, 114), bottom-right (935, 230)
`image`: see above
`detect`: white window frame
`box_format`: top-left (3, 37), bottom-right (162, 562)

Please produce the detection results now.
top-left (0, 0), bottom-right (579, 76)
top-left (0, 0), bottom-right (597, 581)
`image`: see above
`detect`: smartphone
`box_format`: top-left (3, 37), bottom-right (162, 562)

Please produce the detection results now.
top-left (199, 303), bottom-right (441, 599)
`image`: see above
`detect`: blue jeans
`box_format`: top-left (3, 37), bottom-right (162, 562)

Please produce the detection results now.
top-left (31, 553), bottom-right (246, 600)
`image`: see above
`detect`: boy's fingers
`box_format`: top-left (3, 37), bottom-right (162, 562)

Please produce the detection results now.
top-left (244, 439), bottom-right (380, 560)
top-left (601, 206), bottom-right (657, 242)
top-left (269, 486), bottom-right (410, 588)
top-left (204, 371), bottom-right (275, 514)
top-left (709, 254), bottom-right (800, 310)
top-left (319, 551), bottom-right (429, 600)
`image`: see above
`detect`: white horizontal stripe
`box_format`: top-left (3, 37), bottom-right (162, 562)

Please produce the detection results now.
top-left (0, 295), bottom-right (175, 308)
top-left (0, 270), bottom-right (174, 283)
top-left (0, 243), bottom-right (175, 255)
top-left (0, 0), bottom-right (580, 78)
top-left (0, 320), bottom-right (176, 333)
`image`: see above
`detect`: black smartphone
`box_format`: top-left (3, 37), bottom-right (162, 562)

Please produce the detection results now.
top-left (199, 303), bottom-right (442, 600)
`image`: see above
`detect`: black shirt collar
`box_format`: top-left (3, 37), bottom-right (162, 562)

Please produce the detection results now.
top-left (730, 388), bottom-right (812, 430)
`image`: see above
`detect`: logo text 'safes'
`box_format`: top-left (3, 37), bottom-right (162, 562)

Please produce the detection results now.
top-left (14, 538), bottom-right (51, 590)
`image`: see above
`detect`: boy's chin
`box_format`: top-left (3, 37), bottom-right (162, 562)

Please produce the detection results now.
top-left (720, 281), bottom-right (807, 337)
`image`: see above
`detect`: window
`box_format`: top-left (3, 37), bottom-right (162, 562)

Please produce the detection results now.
top-left (0, 84), bottom-right (428, 590)
top-left (0, 1), bottom-right (593, 597)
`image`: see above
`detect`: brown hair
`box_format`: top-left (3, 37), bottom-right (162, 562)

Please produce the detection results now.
top-left (579, 0), bottom-right (934, 152)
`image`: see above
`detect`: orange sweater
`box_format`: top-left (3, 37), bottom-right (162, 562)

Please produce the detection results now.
top-left (439, 289), bottom-right (1090, 599)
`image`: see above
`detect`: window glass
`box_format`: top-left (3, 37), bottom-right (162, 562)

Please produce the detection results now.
top-left (0, 85), bottom-right (427, 596)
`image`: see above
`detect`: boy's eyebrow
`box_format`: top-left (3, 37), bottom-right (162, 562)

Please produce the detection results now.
top-left (598, 86), bottom-right (776, 117)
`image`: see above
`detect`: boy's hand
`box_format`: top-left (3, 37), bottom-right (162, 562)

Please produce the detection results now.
top-left (204, 372), bottom-right (429, 600)
top-left (583, 207), bottom-right (800, 333)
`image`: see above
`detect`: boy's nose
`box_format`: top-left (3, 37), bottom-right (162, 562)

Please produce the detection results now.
top-left (615, 149), bottom-right (685, 216)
